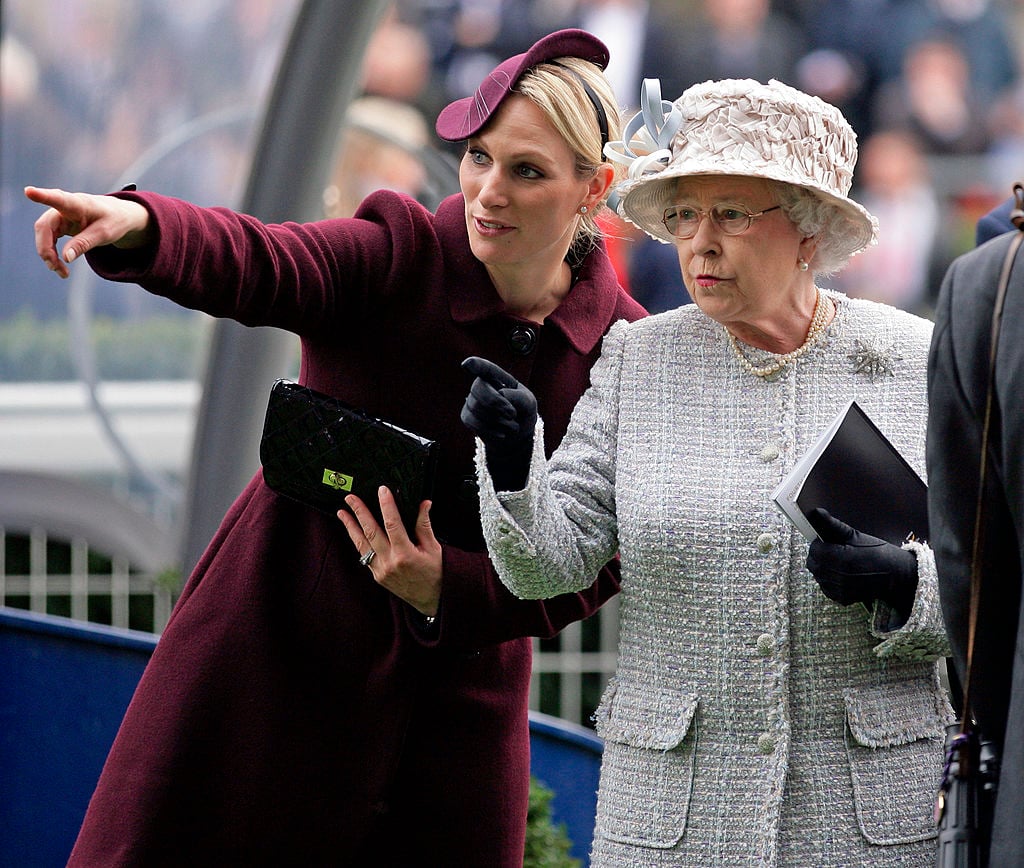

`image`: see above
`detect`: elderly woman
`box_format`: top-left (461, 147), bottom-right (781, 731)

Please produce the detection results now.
top-left (462, 78), bottom-right (953, 866)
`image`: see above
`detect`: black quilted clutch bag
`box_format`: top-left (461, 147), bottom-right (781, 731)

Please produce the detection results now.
top-left (260, 379), bottom-right (438, 534)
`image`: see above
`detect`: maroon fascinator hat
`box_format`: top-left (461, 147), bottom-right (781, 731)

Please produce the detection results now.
top-left (435, 29), bottom-right (610, 142)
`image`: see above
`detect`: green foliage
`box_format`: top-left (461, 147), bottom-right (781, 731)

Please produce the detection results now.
top-left (0, 311), bottom-right (206, 381)
top-left (0, 310), bottom-right (76, 379)
top-left (524, 776), bottom-right (581, 868)
top-left (154, 566), bottom-right (185, 596)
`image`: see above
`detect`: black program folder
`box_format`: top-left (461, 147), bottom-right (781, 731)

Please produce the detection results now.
top-left (771, 400), bottom-right (929, 544)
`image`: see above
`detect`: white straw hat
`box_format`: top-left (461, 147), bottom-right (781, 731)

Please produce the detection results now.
top-left (606, 78), bottom-right (878, 259)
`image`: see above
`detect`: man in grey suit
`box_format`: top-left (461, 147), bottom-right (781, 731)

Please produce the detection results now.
top-left (927, 187), bottom-right (1024, 866)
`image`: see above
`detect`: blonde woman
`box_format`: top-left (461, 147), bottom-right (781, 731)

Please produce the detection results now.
top-left (28, 31), bottom-right (644, 867)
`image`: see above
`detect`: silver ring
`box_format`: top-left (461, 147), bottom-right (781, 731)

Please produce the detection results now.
top-left (359, 549), bottom-right (376, 567)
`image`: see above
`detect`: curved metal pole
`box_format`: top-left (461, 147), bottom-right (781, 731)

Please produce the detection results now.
top-left (66, 105), bottom-right (257, 509)
top-left (179, 0), bottom-right (391, 572)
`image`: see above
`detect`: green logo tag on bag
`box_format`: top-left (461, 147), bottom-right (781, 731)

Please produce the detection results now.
top-left (322, 469), bottom-right (353, 492)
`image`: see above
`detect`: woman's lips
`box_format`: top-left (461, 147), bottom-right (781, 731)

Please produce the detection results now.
top-left (474, 216), bottom-right (513, 237)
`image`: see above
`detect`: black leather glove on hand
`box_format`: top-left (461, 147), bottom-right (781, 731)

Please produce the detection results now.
top-left (805, 507), bottom-right (919, 617)
top-left (460, 356), bottom-right (538, 492)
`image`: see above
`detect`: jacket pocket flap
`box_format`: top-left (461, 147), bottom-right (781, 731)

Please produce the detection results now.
top-left (594, 677), bottom-right (698, 750)
top-left (843, 680), bottom-right (948, 747)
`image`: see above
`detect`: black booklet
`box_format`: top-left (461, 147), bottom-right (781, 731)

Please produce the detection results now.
top-left (771, 400), bottom-right (929, 544)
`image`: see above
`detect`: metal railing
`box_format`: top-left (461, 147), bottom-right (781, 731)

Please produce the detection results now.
top-left (1, 527), bottom-right (175, 635)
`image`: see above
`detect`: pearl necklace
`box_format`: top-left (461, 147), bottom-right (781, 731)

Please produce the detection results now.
top-left (725, 288), bottom-right (832, 379)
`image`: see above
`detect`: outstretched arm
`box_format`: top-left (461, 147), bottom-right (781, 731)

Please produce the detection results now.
top-left (25, 185), bottom-right (153, 278)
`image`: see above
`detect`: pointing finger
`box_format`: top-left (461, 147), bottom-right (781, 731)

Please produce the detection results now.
top-left (461, 356), bottom-right (517, 389)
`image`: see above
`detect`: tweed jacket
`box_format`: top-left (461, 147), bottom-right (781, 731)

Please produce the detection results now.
top-left (479, 291), bottom-right (954, 866)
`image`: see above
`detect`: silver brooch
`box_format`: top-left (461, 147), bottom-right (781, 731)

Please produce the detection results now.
top-left (848, 339), bottom-right (900, 381)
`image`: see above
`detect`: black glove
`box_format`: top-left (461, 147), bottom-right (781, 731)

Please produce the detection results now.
top-left (460, 356), bottom-right (538, 491)
top-left (805, 508), bottom-right (918, 617)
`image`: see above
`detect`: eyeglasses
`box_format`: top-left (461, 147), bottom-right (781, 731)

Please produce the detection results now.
top-left (661, 204), bottom-right (782, 239)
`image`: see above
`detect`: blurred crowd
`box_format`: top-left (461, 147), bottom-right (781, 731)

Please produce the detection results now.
top-left (1, 0), bottom-right (299, 318)
top-left (4, 0), bottom-right (1024, 320)
top-left (385, 0), bottom-right (1024, 315)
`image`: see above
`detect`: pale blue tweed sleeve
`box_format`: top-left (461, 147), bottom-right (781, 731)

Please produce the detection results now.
top-left (476, 321), bottom-right (628, 599)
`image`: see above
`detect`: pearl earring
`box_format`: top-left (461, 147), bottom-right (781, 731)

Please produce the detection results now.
top-left (798, 258), bottom-right (809, 272)
top-left (579, 205), bottom-right (588, 215)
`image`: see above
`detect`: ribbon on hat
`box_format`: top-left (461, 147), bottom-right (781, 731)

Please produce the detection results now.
top-left (604, 79), bottom-right (682, 179)
top-left (604, 79), bottom-right (682, 212)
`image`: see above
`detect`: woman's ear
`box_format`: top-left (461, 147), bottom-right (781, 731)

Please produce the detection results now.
top-left (798, 234), bottom-right (819, 265)
top-left (588, 162), bottom-right (616, 206)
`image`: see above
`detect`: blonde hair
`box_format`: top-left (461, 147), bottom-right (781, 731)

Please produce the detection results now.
top-left (516, 57), bottom-right (623, 248)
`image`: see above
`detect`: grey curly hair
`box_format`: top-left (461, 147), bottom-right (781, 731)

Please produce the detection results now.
top-left (770, 181), bottom-right (861, 276)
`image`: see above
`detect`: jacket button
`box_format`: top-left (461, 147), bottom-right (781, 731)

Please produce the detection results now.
top-left (757, 733), bottom-right (776, 754)
top-left (757, 532), bottom-right (776, 553)
top-left (755, 633), bottom-right (775, 656)
top-left (760, 443), bottom-right (780, 462)
top-left (508, 325), bottom-right (537, 355)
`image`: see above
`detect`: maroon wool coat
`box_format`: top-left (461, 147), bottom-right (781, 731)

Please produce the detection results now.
top-left (67, 190), bottom-right (646, 868)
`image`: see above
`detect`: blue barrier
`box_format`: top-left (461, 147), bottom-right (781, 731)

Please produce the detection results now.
top-left (0, 608), bottom-right (157, 868)
top-left (527, 711), bottom-right (602, 864)
top-left (0, 607), bottom-right (602, 867)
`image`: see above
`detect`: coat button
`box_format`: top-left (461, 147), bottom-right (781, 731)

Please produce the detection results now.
top-left (755, 633), bottom-right (776, 656)
top-left (458, 475), bottom-right (479, 502)
top-left (757, 733), bottom-right (776, 754)
top-left (760, 443), bottom-right (780, 462)
top-left (508, 325), bottom-right (537, 355)
top-left (756, 532), bottom-right (776, 553)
